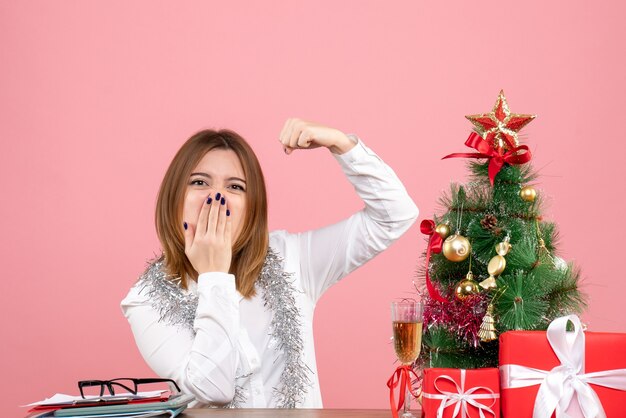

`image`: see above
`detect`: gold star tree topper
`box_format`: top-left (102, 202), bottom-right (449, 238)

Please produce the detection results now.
top-left (465, 90), bottom-right (536, 152)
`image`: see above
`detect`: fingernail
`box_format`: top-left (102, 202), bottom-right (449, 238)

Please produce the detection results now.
top-left (183, 222), bottom-right (188, 230)
top-left (207, 197), bottom-right (212, 204)
top-left (226, 209), bottom-right (231, 216)
top-left (215, 192), bottom-right (221, 200)
top-left (220, 197), bottom-right (226, 205)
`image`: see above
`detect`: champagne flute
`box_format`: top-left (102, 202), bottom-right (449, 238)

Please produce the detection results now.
top-left (391, 301), bottom-right (423, 418)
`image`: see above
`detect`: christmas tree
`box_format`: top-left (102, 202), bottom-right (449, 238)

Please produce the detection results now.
top-left (418, 91), bottom-right (586, 369)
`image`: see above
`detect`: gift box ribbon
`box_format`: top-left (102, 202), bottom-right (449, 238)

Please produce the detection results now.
top-left (387, 365), bottom-right (420, 418)
top-left (423, 369), bottom-right (499, 418)
top-left (500, 314), bottom-right (626, 418)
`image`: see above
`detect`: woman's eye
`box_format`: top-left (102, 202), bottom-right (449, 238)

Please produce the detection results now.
top-left (190, 179), bottom-right (208, 186)
top-left (229, 184), bottom-right (246, 192)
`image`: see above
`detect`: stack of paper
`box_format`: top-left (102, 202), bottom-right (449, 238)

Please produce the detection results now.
top-left (23, 392), bottom-right (194, 418)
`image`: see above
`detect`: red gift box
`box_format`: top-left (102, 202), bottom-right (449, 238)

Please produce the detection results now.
top-left (422, 368), bottom-right (500, 418)
top-left (499, 315), bottom-right (626, 417)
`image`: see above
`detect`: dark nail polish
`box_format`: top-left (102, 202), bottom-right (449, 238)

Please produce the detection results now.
top-left (215, 192), bottom-right (221, 200)
top-left (226, 209), bottom-right (231, 217)
top-left (183, 222), bottom-right (188, 230)
top-left (207, 197), bottom-right (212, 204)
top-left (220, 197), bottom-right (226, 205)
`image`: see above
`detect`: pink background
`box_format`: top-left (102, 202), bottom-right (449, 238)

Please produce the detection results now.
top-left (2, 1), bottom-right (625, 415)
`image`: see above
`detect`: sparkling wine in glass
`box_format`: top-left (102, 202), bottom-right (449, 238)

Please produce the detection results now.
top-left (391, 301), bottom-right (423, 418)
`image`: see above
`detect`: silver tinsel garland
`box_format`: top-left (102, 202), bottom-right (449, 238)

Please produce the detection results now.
top-left (256, 248), bottom-right (311, 408)
top-left (137, 248), bottom-right (310, 408)
top-left (138, 259), bottom-right (197, 333)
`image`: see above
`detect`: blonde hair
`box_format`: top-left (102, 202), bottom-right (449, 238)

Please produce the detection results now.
top-left (155, 129), bottom-right (268, 298)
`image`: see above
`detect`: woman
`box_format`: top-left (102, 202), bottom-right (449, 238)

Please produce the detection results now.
top-left (121, 119), bottom-right (418, 408)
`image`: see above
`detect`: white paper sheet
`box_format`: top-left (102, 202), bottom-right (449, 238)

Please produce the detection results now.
top-left (24, 390), bottom-right (166, 407)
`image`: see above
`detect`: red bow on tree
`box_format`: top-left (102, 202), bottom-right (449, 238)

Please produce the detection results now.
top-left (443, 132), bottom-right (532, 185)
top-left (420, 220), bottom-right (447, 303)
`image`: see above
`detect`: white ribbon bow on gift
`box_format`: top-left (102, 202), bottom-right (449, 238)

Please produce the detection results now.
top-left (423, 369), bottom-right (499, 418)
top-left (500, 314), bottom-right (626, 418)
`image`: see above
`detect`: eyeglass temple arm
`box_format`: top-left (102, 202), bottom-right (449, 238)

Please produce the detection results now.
top-left (133, 378), bottom-right (182, 393)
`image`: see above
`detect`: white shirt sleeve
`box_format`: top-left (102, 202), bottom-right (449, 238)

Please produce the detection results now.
top-left (295, 137), bottom-right (419, 303)
top-left (120, 272), bottom-right (241, 405)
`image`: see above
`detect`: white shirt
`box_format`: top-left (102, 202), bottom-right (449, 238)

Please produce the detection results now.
top-left (121, 138), bottom-right (418, 408)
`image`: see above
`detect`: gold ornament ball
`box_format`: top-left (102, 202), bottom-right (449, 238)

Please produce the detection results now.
top-left (443, 234), bottom-right (471, 262)
top-left (435, 223), bottom-right (451, 239)
top-left (520, 186), bottom-right (537, 202)
top-left (455, 277), bottom-right (480, 300)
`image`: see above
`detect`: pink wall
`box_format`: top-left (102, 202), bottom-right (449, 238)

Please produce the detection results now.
top-left (2, 1), bottom-right (625, 415)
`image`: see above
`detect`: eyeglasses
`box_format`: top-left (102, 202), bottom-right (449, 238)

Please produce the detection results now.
top-left (78, 378), bottom-right (181, 399)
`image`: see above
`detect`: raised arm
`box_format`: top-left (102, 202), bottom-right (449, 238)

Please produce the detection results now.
top-left (278, 119), bottom-right (419, 302)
